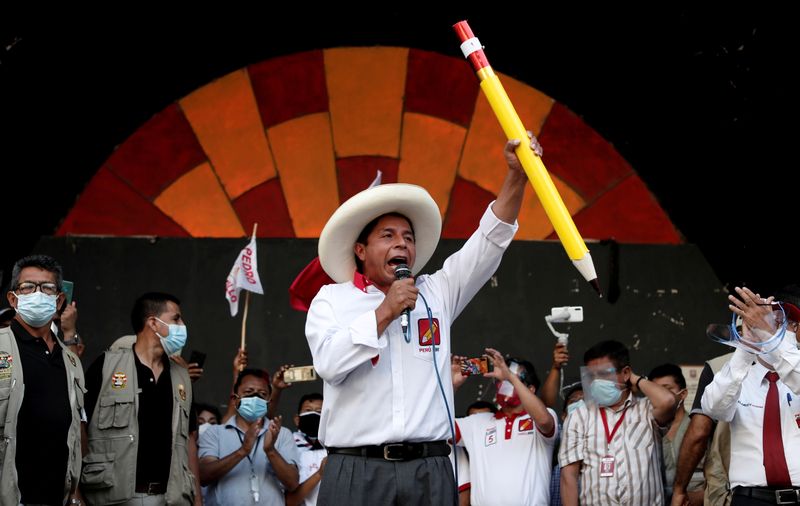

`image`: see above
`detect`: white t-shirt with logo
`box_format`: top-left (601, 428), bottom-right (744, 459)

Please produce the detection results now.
top-left (456, 410), bottom-right (558, 506)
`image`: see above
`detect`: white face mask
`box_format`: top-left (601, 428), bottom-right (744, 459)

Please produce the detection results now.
top-left (198, 423), bottom-right (211, 437)
top-left (15, 291), bottom-right (58, 328)
top-left (154, 317), bottom-right (188, 356)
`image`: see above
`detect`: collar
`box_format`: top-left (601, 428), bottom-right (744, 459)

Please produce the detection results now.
top-left (133, 343), bottom-right (170, 368)
top-left (494, 410), bottom-right (525, 422)
top-left (603, 392), bottom-right (635, 414)
top-left (225, 414), bottom-right (269, 436)
top-left (352, 271), bottom-right (373, 293)
top-left (297, 431), bottom-right (324, 449)
top-left (754, 360), bottom-right (774, 385)
top-left (11, 319), bottom-right (55, 342)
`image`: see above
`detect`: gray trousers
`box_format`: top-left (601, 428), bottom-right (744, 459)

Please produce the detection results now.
top-left (318, 454), bottom-right (456, 506)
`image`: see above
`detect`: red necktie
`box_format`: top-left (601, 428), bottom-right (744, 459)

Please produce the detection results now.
top-left (764, 371), bottom-right (792, 486)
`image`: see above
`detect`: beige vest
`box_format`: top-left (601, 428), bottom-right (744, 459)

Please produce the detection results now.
top-left (81, 344), bottom-right (195, 505)
top-left (0, 324), bottom-right (86, 506)
top-left (704, 352), bottom-right (733, 506)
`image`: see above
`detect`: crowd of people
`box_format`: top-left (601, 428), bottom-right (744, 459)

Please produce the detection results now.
top-left (2, 133), bottom-right (799, 505)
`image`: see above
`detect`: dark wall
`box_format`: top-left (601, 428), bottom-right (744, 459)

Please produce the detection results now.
top-left (34, 236), bottom-right (729, 421)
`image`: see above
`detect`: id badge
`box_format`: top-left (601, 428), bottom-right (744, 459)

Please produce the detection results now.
top-left (600, 455), bottom-right (615, 477)
top-left (250, 473), bottom-right (260, 502)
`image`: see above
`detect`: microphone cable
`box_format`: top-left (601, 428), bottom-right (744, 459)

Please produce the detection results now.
top-left (418, 290), bottom-right (459, 498)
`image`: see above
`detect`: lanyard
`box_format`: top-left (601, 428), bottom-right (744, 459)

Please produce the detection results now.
top-left (599, 407), bottom-right (626, 446)
top-left (235, 429), bottom-right (264, 464)
top-left (236, 429), bottom-right (264, 503)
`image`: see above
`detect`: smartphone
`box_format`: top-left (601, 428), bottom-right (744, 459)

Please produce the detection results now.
top-left (62, 280), bottom-right (74, 305)
top-left (461, 356), bottom-right (492, 376)
top-left (283, 365), bottom-right (317, 383)
top-left (189, 350), bottom-right (207, 368)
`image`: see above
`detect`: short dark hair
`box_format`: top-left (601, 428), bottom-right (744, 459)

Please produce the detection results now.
top-left (648, 363), bottom-right (686, 390)
top-left (354, 212), bottom-right (414, 273)
top-left (583, 340), bottom-right (630, 371)
top-left (193, 402), bottom-right (222, 422)
top-left (506, 356), bottom-right (540, 390)
top-left (466, 400), bottom-right (498, 415)
top-left (130, 292), bottom-right (181, 333)
top-left (10, 254), bottom-right (63, 292)
top-left (234, 368), bottom-right (271, 395)
top-left (297, 392), bottom-right (323, 413)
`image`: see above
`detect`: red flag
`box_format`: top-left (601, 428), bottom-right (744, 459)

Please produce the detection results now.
top-left (288, 257), bottom-right (334, 312)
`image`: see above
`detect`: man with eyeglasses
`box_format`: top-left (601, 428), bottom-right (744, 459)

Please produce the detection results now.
top-left (198, 368), bottom-right (300, 505)
top-left (0, 254), bottom-right (86, 506)
top-left (82, 292), bottom-right (202, 506)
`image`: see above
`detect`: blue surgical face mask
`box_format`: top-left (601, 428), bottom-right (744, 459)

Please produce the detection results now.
top-left (590, 379), bottom-right (623, 407)
top-left (154, 317), bottom-right (187, 356)
top-left (15, 291), bottom-right (58, 328)
top-left (237, 396), bottom-right (268, 423)
top-left (566, 399), bottom-right (585, 415)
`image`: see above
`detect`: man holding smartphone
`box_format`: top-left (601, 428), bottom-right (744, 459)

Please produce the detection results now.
top-left (453, 349), bottom-right (557, 505)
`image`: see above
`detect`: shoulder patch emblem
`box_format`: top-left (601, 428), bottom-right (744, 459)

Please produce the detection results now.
top-left (0, 352), bottom-right (13, 380)
top-left (111, 372), bottom-right (127, 389)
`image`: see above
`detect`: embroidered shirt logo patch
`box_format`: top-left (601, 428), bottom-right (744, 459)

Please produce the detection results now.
top-left (418, 318), bottom-right (441, 346)
top-left (111, 372), bottom-right (127, 389)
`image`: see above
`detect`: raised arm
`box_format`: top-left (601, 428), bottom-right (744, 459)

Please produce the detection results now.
top-left (491, 134), bottom-right (541, 224)
top-left (541, 342), bottom-right (569, 409)
top-left (700, 348), bottom-right (753, 422)
top-left (485, 348), bottom-right (554, 436)
top-left (630, 372), bottom-right (678, 426)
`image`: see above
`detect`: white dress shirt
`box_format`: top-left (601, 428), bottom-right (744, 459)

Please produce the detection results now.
top-left (701, 335), bottom-right (800, 488)
top-left (306, 203), bottom-right (517, 447)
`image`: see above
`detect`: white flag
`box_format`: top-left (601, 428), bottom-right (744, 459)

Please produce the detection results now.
top-left (225, 236), bottom-right (264, 316)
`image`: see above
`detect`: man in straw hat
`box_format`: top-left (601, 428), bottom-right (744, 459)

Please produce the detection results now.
top-left (306, 135), bottom-right (541, 505)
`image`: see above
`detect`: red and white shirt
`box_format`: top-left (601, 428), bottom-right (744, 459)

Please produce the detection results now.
top-left (456, 409), bottom-right (559, 506)
top-left (306, 204), bottom-right (518, 447)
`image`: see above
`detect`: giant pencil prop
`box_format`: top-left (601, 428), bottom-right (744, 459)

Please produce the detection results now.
top-left (454, 20), bottom-right (601, 295)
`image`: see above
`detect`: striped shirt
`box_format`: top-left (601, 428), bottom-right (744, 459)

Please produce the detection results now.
top-left (558, 393), bottom-right (665, 506)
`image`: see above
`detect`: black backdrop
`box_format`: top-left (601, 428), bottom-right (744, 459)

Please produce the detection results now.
top-left (35, 236), bottom-right (728, 420)
top-left (2, 7), bottom-right (798, 294)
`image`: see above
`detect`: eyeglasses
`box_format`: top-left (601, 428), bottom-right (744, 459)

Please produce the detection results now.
top-left (16, 281), bottom-right (59, 296)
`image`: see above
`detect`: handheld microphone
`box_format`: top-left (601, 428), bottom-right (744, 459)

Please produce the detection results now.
top-left (394, 263), bottom-right (412, 337)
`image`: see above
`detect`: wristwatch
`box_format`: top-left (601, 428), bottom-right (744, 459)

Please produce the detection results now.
top-left (636, 375), bottom-right (647, 390)
top-left (63, 332), bottom-right (81, 346)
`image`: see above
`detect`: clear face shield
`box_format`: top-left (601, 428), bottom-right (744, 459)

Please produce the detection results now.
top-left (580, 364), bottom-right (624, 408)
top-left (706, 302), bottom-right (787, 355)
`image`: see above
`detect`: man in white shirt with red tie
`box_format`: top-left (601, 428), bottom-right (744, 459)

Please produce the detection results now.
top-left (701, 286), bottom-right (800, 505)
top-left (305, 136), bottom-right (540, 506)
top-left (454, 348), bottom-right (558, 506)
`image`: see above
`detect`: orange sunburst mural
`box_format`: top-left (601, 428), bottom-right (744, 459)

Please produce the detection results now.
top-left (57, 47), bottom-right (681, 244)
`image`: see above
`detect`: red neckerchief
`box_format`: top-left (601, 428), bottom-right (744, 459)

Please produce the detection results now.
top-left (353, 271), bottom-right (373, 293)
